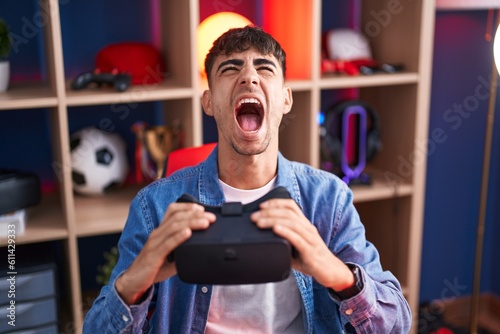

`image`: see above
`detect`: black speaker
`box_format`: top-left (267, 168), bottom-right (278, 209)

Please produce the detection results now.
top-left (0, 170), bottom-right (41, 215)
top-left (320, 99), bottom-right (382, 179)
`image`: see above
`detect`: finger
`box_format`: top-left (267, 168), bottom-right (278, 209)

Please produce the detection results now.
top-left (271, 223), bottom-right (331, 274)
top-left (254, 210), bottom-right (321, 251)
top-left (146, 224), bottom-right (192, 259)
top-left (161, 205), bottom-right (216, 231)
top-left (150, 220), bottom-right (204, 257)
top-left (169, 210), bottom-right (214, 227)
top-left (272, 223), bottom-right (307, 252)
top-left (161, 202), bottom-right (205, 222)
top-left (151, 208), bottom-right (216, 256)
top-left (260, 198), bottom-right (302, 212)
top-left (260, 199), bottom-right (306, 222)
top-left (252, 210), bottom-right (292, 228)
top-left (252, 206), bottom-right (307, 229)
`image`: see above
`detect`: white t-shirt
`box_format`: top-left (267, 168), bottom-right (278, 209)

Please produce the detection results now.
top-left (205, 178), bottom-right (304, 334)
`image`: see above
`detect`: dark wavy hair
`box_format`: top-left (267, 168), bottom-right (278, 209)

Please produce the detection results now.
top-left (204, 25), bottom-right (286, 83)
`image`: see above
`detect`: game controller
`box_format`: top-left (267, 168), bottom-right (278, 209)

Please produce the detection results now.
top-left (359, 63), bottom-right (405, 75)
top-left (169, 186), bottom-right (298, 285)
top-left (321, 59), bottom-right (405, 76)
top-left (71, 70), bottom-right (131, 92)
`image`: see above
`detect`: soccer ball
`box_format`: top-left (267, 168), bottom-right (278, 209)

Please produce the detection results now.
top-left (70, 127), bottom-right (129, 196)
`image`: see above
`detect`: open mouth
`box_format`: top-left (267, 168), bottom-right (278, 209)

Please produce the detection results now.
top-left (235, 98), bottom-right (264, 132)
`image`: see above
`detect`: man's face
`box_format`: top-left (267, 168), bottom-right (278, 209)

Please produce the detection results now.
top-left (202, 48), bottom-right (292, 156)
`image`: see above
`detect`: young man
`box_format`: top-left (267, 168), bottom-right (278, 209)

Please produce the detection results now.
top-left (84, 26), bottom-right (411, 333)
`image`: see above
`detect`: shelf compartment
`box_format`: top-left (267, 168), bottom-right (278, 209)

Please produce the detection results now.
top-left (360, 85), bottom-right (418, 184)
top-left (0, 84), bottom-right (58, 110)
top-left (355, 196), bottom-right (411, 289)
top-left (319, 72), bottom-right (418, 90)
top-left (74, 184), bottom-right (142, 237)
top-left (65, 80), bottom-right (195, 107)
top-left (360, 1), bottom-right (422, 73)
top-left (352, 178), bottom-right (412, 203)
top-left (279, 90), bottom-right (316, 165)
top-left (286, 79), bottom-right (316, 92)
top-left (0, 194), bottom-right (68, 246)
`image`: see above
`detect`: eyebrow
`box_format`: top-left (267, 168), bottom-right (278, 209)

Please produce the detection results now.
top-left (216, 58), bottom-right (277, 73)
top-left (254, 58), bottom-right (277, 68)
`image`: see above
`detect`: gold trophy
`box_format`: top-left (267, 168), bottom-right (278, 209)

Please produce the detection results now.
top-left (144, 125), bottom-right (179, 179)
top-left (132, 121), bottom-right (182, 181)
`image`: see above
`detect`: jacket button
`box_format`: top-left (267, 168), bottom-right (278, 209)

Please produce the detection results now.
top-left (201, 286), bottom-right (208, 293)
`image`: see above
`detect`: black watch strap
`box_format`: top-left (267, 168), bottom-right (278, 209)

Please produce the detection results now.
top-left (329, 264), bottom-right (364, 301)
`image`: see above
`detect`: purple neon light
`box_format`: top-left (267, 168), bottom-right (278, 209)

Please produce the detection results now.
top-left (340, 105), bottom-right (367, 184)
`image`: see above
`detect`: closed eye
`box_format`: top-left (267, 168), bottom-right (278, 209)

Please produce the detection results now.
top-left (257, 66), bottom-right (275, 73)
top-left (217, 59), bottom-right (244, 75)
top-left (220, 66), bottom-right (239, 74)
top-left (254, 58), bottom-right (277, 72)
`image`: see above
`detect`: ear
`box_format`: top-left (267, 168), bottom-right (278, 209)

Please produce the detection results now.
top-left (283, 86), bottom-right (293, 115)
top-left (201, 90), bottom-right (213, 116)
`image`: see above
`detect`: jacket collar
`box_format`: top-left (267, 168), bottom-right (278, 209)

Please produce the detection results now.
top-left (198, 145), bottom-right (302, 209)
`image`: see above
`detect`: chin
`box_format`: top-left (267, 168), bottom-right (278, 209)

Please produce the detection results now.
top-left (232, 140), bottom-right (269, 156)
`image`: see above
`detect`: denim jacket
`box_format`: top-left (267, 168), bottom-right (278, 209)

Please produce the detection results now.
top-left (83, 147), bottom-right (412, 333)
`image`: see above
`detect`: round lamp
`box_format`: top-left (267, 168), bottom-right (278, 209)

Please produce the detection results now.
top-left (197, 12), bottom-right (253, 78)
top-left (494, 22), bottom-right (500, 74)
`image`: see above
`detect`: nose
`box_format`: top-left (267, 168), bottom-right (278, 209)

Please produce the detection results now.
top-left (239, 66), bottom-right (259, 87)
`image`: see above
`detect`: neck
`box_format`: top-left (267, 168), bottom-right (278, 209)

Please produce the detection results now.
top-left (217, 144), bottom-right (278, 190)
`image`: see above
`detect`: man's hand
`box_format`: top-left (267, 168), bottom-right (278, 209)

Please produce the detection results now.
top-left (116, 203), bottom-right (216, 305)
top-left (250, 199), bottom-right (354, 292)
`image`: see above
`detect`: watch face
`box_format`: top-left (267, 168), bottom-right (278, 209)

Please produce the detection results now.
top-left (328, 265), bottom-right (364, 301)
top-left (346, 265), bottom-right (363, 292)
top-left (351, 266), bottom-right (362, 287)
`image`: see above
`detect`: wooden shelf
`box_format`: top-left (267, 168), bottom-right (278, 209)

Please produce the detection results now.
top-left (286, 79), bottom-right (316, 92)
top-left (0, 195), bottom-right (68, 247)
top-left (65, 80), bottom-right (195, 107)
top-left (352, 179), bottom-right (413, 203)
top-left (0, 83), bottom-right (58, 110)
top-left (74, 184), bottom-right (143, 237)
top-left (319, 72), bottom-right (419, 90)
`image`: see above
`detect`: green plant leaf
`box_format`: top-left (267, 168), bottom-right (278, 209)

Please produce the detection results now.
top-left (96, 246), bottom-right (118, 286)
top-left (0, 19), bottom-right (11, 60)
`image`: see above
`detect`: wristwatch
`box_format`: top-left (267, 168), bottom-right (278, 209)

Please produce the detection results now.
top-left (329, 264), bottom-right (364, 301)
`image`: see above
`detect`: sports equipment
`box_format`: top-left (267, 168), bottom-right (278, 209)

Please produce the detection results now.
top-left (169, 186), bottom-right (297, 285)
top-left (70, 127), bottom-right (128, 196)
